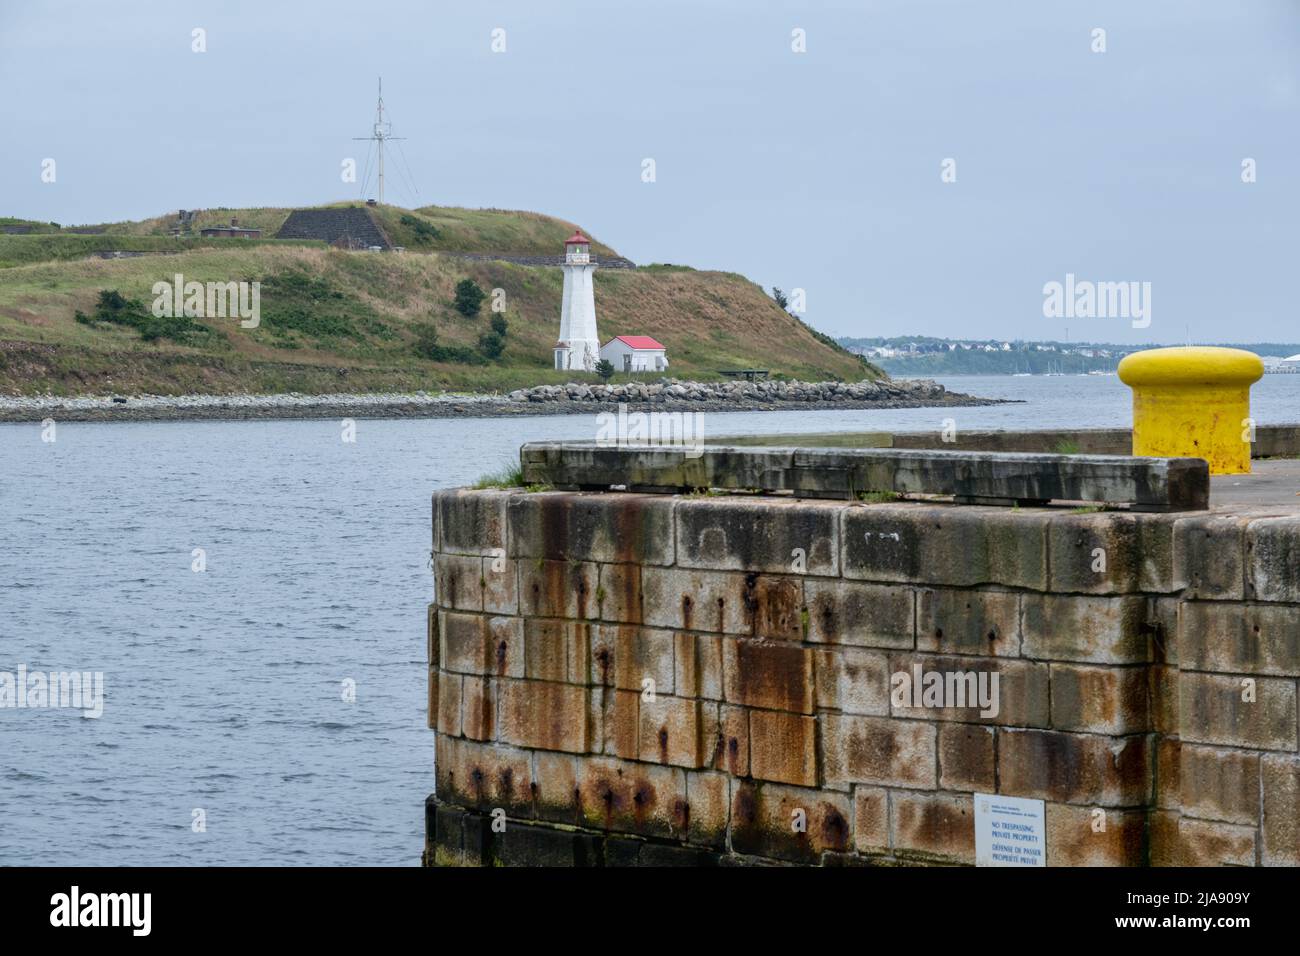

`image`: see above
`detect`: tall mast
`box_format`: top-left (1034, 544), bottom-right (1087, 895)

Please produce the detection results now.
top-left (353, 77), bottom-right (403, 205)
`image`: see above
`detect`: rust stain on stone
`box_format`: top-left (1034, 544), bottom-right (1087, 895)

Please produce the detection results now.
top-left (632, 779), bottom-right (656, 826)
top-left (672, 798), bottom-right (690, 831)
top-left (734, 784), bottom-right (757, 826)
top-left (734, 640), bottom-right (810, 712)
top-left (540, 494), bottom-right (571, 561)
top-left (820, 805), bottom-right (849, 850)
top-left (572, 564), bottom-right (589, 618)
top-left (742, 573), bottom-right (760, 617)
top-left (498, 766), bottom-right (514, 801)
top-left (816, 594), bottom-right (838, 641)
top-left (470, 765), bottom-right (485, 802)
top-left (757, 578), bottom-right (801, 639)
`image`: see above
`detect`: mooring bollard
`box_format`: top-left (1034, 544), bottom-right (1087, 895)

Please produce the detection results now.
top-left (1117, 346), bottom-right (1263, 475)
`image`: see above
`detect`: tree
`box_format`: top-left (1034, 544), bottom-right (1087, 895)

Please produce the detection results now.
top-left (478, 331), bottom-right (505, 359)
top-left (490, 314), bottom-right (508, 337)
top-left (771, 287), bottom-right (789, 310)
top-left (454, 279), bottom-right (486, 317)
top-left (595, 359), bottom-right (615, 382)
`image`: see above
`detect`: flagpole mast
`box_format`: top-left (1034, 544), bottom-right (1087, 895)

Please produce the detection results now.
top-left (353, 77), bottom-right (403, 205)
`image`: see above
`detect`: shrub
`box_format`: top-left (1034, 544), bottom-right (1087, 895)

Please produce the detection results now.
top-left (454, 278), bottom-right (486, 317)
top-left (595, 359), bottom-right (615, 382)
top-left (77, 289), bottom-right (204, 343)
top-left (399, 214), bottom-right (441, 244)
top-left (478, 331), bottom-right (505, 359)
top-left (413, 323), bottom-right (440, 360)
top-left (490, 314), bottom-right (508, 337)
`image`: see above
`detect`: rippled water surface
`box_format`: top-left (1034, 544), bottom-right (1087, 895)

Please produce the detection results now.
top-left (1, 374), bottom-right (1297, 865)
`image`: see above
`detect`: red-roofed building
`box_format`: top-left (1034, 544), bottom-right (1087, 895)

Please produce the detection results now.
top-left (600, 334), bottom-right (669, 373)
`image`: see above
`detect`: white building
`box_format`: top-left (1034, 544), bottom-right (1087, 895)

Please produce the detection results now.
top-left (554, 230), bottom-right (600, 371)
top-left (600, 335), bottom-right (669, 373)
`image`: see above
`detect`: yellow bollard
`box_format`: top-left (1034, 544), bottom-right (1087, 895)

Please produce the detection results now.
top-left (1117, 346), bottom-right (1263, 475)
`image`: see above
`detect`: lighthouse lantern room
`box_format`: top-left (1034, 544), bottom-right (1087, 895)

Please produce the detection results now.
top-left (554, 230), bottom-right (600, 371)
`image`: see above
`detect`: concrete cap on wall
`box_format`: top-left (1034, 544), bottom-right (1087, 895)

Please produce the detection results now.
top-left (1118, 346), bottom-right (1264, 387)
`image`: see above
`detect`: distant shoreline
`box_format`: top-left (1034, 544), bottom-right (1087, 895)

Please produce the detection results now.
top-left (0, 389), bottom-right (1013, 425)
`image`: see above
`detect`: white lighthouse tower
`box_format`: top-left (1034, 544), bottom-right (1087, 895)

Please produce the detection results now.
top-left (554, 230), bottom-right (599, 371)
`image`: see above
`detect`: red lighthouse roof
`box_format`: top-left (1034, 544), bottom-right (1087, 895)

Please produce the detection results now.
top-left (564, 230), bottom-right (590, 245)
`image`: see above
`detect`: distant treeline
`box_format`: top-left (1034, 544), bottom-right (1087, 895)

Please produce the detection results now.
top-left (838, 336), bottom-right (1300, 376)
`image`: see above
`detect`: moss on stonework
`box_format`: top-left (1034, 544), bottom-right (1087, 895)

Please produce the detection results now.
top-left (858, 490), bottom-right (900, 503)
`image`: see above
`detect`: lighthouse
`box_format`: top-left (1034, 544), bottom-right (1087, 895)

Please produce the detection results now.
top-left (554, 230), bottom-right (599, 371)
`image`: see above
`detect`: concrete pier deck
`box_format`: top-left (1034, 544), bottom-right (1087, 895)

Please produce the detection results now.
top-left (1210, 458), bottom-right (1300, 513)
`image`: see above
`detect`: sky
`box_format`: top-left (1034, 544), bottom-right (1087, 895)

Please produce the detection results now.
top-left (1, 0), bottom-right (1297, 344)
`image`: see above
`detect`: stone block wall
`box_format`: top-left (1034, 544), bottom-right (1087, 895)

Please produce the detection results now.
top-left (425, 488), bottom-right (1300, 866)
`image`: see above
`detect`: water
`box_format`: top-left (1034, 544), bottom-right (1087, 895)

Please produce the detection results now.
top-left (1, 374), bottom-right (1296, 865)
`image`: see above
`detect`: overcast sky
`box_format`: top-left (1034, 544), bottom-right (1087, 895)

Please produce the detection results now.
top-left (2, 0), bottom-right (1297, 343)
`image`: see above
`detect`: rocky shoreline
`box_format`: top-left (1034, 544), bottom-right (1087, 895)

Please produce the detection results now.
top-left (0, 378), bottom-right (1011, 424)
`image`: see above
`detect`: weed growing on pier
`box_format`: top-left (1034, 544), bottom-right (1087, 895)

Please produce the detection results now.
top-left (472, 462), bottom-right (524, 489)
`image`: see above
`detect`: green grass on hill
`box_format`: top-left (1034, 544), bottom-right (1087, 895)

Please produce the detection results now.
top-left (35, 200), bottom-right (620, 258)
top-left (0, 233), bottom-right (324, 269)
top-left (0, 202), bottom-right (880, 396)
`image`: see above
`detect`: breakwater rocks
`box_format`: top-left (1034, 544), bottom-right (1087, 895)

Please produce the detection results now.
top-left (0, 379), bottom-right (1005, 424)
top-left (505, 377), bottom-right (999, 410)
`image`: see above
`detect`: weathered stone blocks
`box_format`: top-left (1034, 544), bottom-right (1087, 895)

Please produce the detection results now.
top-left (1246, 516), bottom-right (1300, 603)
top-left (1020, 594), bottom-right (1148, 663)
top-left (996, 729), bottom-right (1150, 806)
top-left (1047, 512), bottom-right (1174, 594)
top-left (731, 781), bottom-right (851, 863)
top-left (843, 505), bottom-right (1047, 590)
top-left (430, 483), bottom-right (1300, 867)
top-left (1178, 744), bottom-right (1259, 826)
top-left (1049, 663), bottom-right (1149, 733)
top-left (1173, 515), bottom-right (1248, 600)
top-left (508, 491), bottom-right (675, 566)
top-left (1179, 601), bottom-right (1300, 676)
top-left (822, 714), bottom-right (937, 790)
top-left (803, 579), bottom-right (915, 648)
top-left (937, 724), bottom-right (996, 791)
top-left (917, 588), bottom-right (1020, 657)
top-left (747, 709), bottom-right (818, 786)
top-left (1178, 671), bottom-right (1297, 750)
top-left (1044, 804), bottom-right (1146, 866)
top-left (1261, 754), bottom-right (1300, 865)
top-left (891, 791), bottom-right (975, 863)
top-left (638, 694), bottom-right (704, 768)
top-left (676, 497), bottom-right (840, 575)
top-left (722, 638), bottom-right (815, 714)
top-left (497, 679), bottom-right (590, 753)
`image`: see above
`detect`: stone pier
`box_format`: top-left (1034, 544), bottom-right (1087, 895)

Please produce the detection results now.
top-left (423, 433), bottom-right (1300, 866)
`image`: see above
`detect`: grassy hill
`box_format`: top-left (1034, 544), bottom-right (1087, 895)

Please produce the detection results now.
top-left (0, 203), bottom-right (878, 396)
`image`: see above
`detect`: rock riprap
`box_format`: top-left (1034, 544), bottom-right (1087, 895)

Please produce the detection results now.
top-left (506, 377), bottom-right (948, 405)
